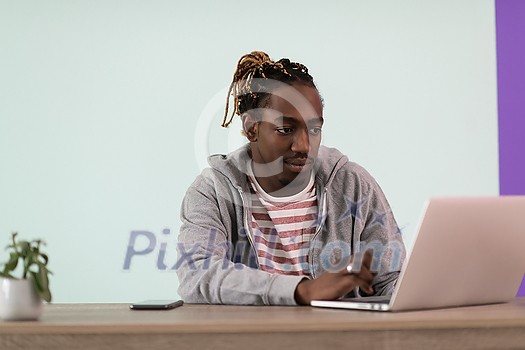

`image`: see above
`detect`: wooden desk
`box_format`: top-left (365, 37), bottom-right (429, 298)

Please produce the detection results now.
top-left (1, 298), bottom-right (525, 350)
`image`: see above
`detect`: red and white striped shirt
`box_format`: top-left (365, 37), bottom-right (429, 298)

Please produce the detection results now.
top-left (247, 166), bottom-right (318, 276)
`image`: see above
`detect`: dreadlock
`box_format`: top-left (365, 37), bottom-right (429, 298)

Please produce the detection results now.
top-left (222, 51), bottom-right (316, 128)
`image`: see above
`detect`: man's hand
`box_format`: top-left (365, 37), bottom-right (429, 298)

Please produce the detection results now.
top-left (294, 250), bottom-right (376, 305)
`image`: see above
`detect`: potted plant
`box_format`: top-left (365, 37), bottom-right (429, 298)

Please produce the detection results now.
top-left (0, 232), bottom-right (52, 321)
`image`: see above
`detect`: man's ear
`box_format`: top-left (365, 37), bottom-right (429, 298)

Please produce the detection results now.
top-left (242, 112), bottom-right (259, 142)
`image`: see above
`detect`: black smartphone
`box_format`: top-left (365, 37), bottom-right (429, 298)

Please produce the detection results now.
top-left (129, 299), bottom-right (184, 310)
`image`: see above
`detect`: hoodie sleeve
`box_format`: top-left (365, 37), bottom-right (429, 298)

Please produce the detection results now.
top-left (176, 170), bottom-right (305, 305)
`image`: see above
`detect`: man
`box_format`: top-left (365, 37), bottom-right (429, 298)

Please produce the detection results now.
top-left (177, 51), bottom-right (405, 305)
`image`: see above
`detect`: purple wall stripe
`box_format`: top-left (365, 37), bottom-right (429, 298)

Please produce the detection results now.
top-left (495, 0), bottom-right (525, 297)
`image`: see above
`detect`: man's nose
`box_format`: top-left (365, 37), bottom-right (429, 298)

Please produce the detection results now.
top-left (291, 128), bottom-right (310, 154)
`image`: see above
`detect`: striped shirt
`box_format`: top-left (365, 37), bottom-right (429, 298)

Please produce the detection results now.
top-left (247, 165), bottom-right (318, 276)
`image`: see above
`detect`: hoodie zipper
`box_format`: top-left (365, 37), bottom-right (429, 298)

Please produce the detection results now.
top-left (308, 186), bottom-right (328, 279)
top-left (236, 186), bottom-right (260, 269)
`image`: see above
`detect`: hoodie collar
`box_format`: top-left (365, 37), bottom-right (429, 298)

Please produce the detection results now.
top-left (207, 144), bottom-right (348, 190)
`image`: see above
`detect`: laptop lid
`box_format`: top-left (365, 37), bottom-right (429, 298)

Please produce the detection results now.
top-left (311, 196), bottom-right (525, 312)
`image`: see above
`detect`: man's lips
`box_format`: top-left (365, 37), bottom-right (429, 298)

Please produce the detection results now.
top-left (284, 158), bottom-right (313, 166)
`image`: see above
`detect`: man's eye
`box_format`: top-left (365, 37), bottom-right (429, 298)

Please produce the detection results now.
top-left (309, 127), bottom-right (322, 135)
top-left (276, 127), bottom-right (294, 135)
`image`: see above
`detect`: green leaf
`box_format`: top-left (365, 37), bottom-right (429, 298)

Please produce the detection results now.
top-left (22, 249), bottom-right (34, 278)
top-left (39, 253), bottom-right (49, 266)
top-left (40, 288), bottom-right (52, 303)
top-left (3, 252), bottom-right (19, 273)
top-left (18, 241), bottom-right (30, 254)
top-left (38, 266), bottom-right (51, 302)
top-left (36, 263), bottom-right (48, 274)
top-left (30, 271), bottom-right (43, 292)
top-left (30, 268), bottom-right (52, 303)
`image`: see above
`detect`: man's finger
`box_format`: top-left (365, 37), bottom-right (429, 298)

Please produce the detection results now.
top-left (349, 274), bottom-right (374, 294)
top-left (346, 266), bottom-right (375, 284)
top-left (347, 250), bottom-right (373, 273)
top-left (362, 250), bottom-right (373, 268)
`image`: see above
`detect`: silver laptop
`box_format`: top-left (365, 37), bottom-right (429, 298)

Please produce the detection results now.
top-left (311, 196), bottom-right (525, 312)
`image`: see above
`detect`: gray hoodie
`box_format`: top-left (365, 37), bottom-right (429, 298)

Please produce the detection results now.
top-left (177, 144), bottom-right (405, 305)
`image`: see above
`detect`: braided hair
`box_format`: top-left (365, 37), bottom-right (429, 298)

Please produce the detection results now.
top-left (222, 51), bottom-right (317, 128)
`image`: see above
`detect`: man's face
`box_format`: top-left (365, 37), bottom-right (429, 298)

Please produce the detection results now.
top-left (246, 83), bottom-right (324, 194)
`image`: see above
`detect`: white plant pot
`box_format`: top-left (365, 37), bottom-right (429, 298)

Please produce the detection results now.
top-left (0, 277), bottom-right (43, 321)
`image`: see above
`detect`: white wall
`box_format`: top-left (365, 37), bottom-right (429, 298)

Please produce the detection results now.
top-left (0, 0), bottom-right (498, 302)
